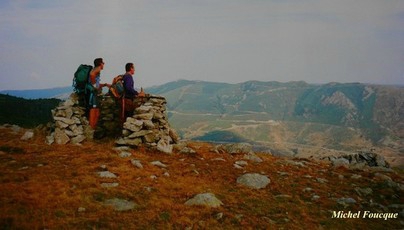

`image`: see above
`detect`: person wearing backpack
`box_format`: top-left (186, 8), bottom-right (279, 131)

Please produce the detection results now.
top-left (87, 58), bottom-right (110, 129)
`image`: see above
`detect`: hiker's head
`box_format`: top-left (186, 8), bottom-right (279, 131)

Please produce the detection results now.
top-left (94, 58), bottom-right (104, 69)
top-left (125, 63), bottom-right (135, 74)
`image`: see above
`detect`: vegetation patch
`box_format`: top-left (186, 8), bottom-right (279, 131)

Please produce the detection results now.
top-left (0, 145), bottom-right (25, 154)
top-left (0, 94), bottom-right (60, 128)
top-left (192, 130), bottom-right (249, 143)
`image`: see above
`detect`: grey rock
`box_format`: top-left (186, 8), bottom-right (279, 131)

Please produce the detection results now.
top-left (131, 159), bottom-right (144, 169)
top-left (237, 173), bottom-right (270, 189)
top-left (211, 158), bottom-right (226, 162)
top-left (327, 151), bottom-right (390, 169)
top-left (143, 120), bottom-right (155, 129)
top-left (119, 151), bottom-right (132, 158)
top-left (235, 160), bottom-right (248, 166)
top-left (185, 193), bottom-right (223, 208)
top-left (128, 130), bottom-right (153, 139)
top-left (311, 195), bottom-right (320, 201)
top-left (113, 146), bottom-right (131, 152)
top-left (243, 152), bottom-right (263, 163)
top-left (123, 118), bottom-right (143, 132)
top-left (119, 137), bottom-right (143, 147)
top-left (70, 135), bottom-right (86, 144)
top-left (179, 147), bottom-right (196, 154)
top-left (133, 113), bottom-right (154, 120)
top-left (157, 138), bottom-right (173, 154)
top-left (103, 198), bottom-right (137, 211)
top-left (169, 128), bottom-right (180, 144)
top-left (21, 130), bottom-right (34, 141)
top-left (45, 133), bottom-right (55, 145)
top-left (135, 105), bottom-right (153, 113)
top-left (150, 161), bottom-right (167, 168)
top-left (97, 171), bottom-right (118, 178)
top-left (218, 143), bottom-right (253, 154)
top-left (144, 132), bottom-right (158, 143)
top-left (53, 117), bottom-right (76, 125)
top-left (56, 120), bottom-right (69, 129)
top-left (54, 128), bottom-right (70, 144)
top-left (336, 197), bottom-right (356, 206)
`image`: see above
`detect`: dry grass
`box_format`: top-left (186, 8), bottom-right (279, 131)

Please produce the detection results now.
top-left (0, 127), bottom-right (402, 229)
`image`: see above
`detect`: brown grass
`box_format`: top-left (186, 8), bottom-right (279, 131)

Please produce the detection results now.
top-left (0, 127), bottom-right (402, 229)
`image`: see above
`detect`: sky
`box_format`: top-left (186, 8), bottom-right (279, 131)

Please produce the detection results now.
top-left (0, 0), bottom-right (403, 91)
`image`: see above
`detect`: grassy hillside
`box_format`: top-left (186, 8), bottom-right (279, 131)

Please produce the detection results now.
top-left (0, 126), bottom-right (402, 229)
top-left (0, 94), bottom-right (61, 128)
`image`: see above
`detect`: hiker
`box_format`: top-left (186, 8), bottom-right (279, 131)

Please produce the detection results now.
top-left (121, 63), bottom-right (139, 118)
top-left (123, 63), bottom-right (138, 99)
top-left (87, 58), bottom-right (110, 128)
top-left (89, 58), bottom-right (110, 96)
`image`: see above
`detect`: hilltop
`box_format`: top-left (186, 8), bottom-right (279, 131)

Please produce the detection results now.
top-left (0, 125), bottom-right (402, 229)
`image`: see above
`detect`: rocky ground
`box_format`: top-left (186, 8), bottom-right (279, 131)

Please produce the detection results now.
top-left (0, 125), bottom-right (403, 229)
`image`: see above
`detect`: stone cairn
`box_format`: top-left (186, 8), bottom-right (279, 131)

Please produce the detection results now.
top-left (115, 95), bottom-right (179, 153)
top-left (47, 93), bottom-right (179, 153)
top-left (47, 93), bottom-right (93, 145)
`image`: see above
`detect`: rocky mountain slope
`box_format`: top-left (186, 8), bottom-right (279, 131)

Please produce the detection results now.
top-left (148, 80), bottom-right (404, 167)
top-left (0, 125), bottom-right (402, 229)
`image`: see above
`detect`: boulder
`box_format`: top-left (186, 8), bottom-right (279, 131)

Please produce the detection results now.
top-left (20, 130), bottom-right (34, 141)
top-left (185, 193), bottom-right (223, 208)
top-left (237, 173), bottom-right (270, 189)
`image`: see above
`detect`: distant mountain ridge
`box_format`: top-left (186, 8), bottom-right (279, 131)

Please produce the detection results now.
top-left (0, 86), bottom-right (72, 99)
top-left (145, 80), bottom-right (403, 159)
top-left (1, 80), bottom-right (403, 158)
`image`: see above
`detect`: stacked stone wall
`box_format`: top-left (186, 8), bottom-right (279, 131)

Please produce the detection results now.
top-left (47, 93), bottom-right (93, 145)
top-left (115, 95), bottom-right (179, 153)
top-left (48, 93), bottom-right (179, 153)
top-left (94, 96), bottom-right (123, 139)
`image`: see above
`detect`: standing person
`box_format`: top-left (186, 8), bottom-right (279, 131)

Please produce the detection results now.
top-left (122, 63), bottom-right (138, 99)
top-left (122, 63), bottom-right (139, 118)
top-left (88, 58), bottom-right (109, 129)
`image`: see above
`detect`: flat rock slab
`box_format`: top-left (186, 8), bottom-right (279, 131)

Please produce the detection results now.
top-left (103, 198), bottom-right (137, 211)
top-left (96, 171), bottom-right (118, 178)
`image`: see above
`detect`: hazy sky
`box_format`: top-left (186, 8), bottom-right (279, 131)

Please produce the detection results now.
top-left (0, 0), bottom-right (403, 90)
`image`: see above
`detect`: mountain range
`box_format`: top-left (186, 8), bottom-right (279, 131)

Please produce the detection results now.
top-left (1, 80), bottom-right (403, 166)
top-left (145, 80), bottom-right (404, 164)
top-left (0, 86), bottom-right (72, 100)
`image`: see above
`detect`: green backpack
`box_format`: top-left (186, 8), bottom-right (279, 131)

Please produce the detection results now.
top-left (73, 64), bottom-right (93, 94)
